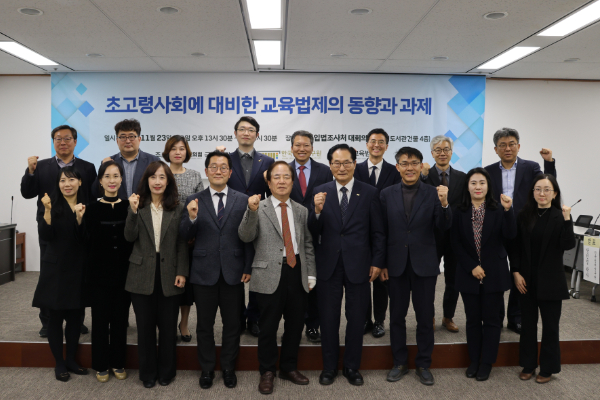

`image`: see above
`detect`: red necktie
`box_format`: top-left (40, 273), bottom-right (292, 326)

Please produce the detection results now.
top-left (280, 202), bottom-right (296, 267)
top-left (298, 166), bottom-right (307, 197)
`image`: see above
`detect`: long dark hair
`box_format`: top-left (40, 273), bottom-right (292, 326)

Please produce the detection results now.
top-left (519, 174), bottom-right (562, 230)
top-left (97, 160), bottom-right (124, 196)
top-left (51, 166), bottom-right (85, 216)
top-left (137, 161), bottom-right (179, 211)
top-left (458, 167), bottom-right (498, 211)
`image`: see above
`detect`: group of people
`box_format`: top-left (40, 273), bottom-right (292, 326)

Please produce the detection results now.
top-left (22, 116), bottom-right (575, 394)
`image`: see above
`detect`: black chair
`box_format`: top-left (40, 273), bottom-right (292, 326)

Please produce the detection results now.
top-left (574, 215), bottom-right (593, 228)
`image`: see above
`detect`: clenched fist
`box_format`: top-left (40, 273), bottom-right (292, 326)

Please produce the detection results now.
top-left (28, 156), bottom-right (39, 174)
top-left (248, 194), bottom-right (261, 211)
top-left (314, 192), bottom-right (327, 214)
top-left (129, 193), bottom-right (140, 213)
top-left (500, 194), bottom-right (513, 211)
top-left (41, 193), bottom-right (52, 210)
top-left (562, 205), bottom-right (571, 221)
top-left (436, 185), bottom-right (449, 207)
top-left (540, 148), bottom-right (553, 162)
top-left (187, 198), bottom-right (199, 220)
top-left (421, 162), bottom-right (431, 177)
top-left (75, 203), bottom-right (86, 221)
top-left (101, 157), bottom-right (112, 164)
top-left (215, 146), bottom-right (226, 152)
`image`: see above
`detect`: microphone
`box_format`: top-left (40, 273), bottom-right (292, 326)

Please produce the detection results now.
top-left (593, 213), bottom-right (600, 227)
top-left (11, 196), bottom-right (13, 224)
top-left (570, 199), bottom-right (581, 208)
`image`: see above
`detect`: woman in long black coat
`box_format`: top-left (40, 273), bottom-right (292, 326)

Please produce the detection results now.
top-left (32, 166), bottom-right (89, 382)
top-left (511, 174), bottom-right (575, 384)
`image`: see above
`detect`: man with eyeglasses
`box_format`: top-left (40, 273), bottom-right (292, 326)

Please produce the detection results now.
top-left (354, 128), bottom-right (401, 339)
top-left (484, 127), bottom-right (556, 335)
top-left (179, 151), bottom-right (253, 390)
top-left (420, 135), bottom-right (467, 334)
top-left (308, 144), bottom-right (385, 386)
top-left (21, 125), bottom-right (97, 338)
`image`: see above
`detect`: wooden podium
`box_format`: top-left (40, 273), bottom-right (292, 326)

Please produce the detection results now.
top-left (0, 223), bottom-right (17, 286)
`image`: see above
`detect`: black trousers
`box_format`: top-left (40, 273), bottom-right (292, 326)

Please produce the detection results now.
top-left (130, 256), bottom-right (180, 381)
top-left (365, 278), bottom-right (389, 325)
top-left (255, 258), bottom-right (307, 375)
top-left (47, 308), bottom-right (82, 370)
top-left (462, 289), bottom-right (504, 365)
top-left (438, 238), bottom-right (460, 319)
top-left (91, 286), bottom-right (130, 372)
top-left (520, 295), bottom-right (562, 374)
top-left (304, 288), bottom-right (320, 330)
top-left (241, 291), bottom-right (260, 326)
top-left (504, 244), bottom-right (522, 325)
top-left (193, 273), bottom-right (244, 371)
top-left (318, 257), bottom-right (369, 371)
top-left (389, 257), bottom-right (437, 368)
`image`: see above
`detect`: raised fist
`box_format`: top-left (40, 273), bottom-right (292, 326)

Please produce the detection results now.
top-left (187, 198), bottom-right (199, 220)
top-left (248, 194), bottom-right (261, 211)
top-left (129, 193), bottom-right (140, 213)
top-left (500, 194), bottom-right (513, 211)
top-left (28, 156), bottom-right (39, 174)
top-left (562, 205), bottom-right (571, 221)
top-left (41, 193), bottom-right (51, 210)
top-left (437, 185), bottom-right (449, 207)
top-left (101, 157), bottom-right (112, 164)
top-left (540, 148), bottom-right (553, 162)
top-left (421, 162), bottom-right (431, 176)
top-left (75, 203), bottom-right (86, 220)
top-left (215, 146), bottom-right (226, 153)
top-left (314, 192), bottom-right (327, 214)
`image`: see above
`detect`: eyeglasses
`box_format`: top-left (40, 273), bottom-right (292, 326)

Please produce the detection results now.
top-left (433, 147), bottom-right (452, 154)
top-left (236, 128), bottom-right (256, 134)
top-left (271, 174), bottom-right (292, 181)
top-left (54, 137), bottom-right (74, 143)
top-left (397, 161), bottom-right (421, 168)
top-left (118, 135), bottom-right (138, 142)
top-left (207, 165), bottom-right (230, 172)
top-left (368, 140), bottom-right (386, 146)
top-left (497, 142), bottom-right (518, 149)
top-left (330, 161), bottom-right (354, 169)
top-left (533, 188), bottom-right (554, 194)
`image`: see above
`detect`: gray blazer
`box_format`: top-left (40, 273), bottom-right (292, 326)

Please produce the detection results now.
top-left (238, 197), bottom-right (316, 295)
top-left (124, 202), bottom-right (189, 297)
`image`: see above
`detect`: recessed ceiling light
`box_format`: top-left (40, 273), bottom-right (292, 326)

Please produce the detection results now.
top-left (191, 52), bottom-right (206, 57)
top-left (157, 6), bottom-right (180, 14)
top-left (254, 40), bottom-right (280, 65)
top-left (539, 1), bottom-right (600, 37)
top-left (483, 12), bottom-right (508, 20)
top-left (349, 8), bottom-right (372, 15)
top-left (432, 56), bottom-right (449, 61)
top-left (477, 46), bottom-right (539, 70)
top-left (247, 0), bottom-right (281, 29)
top-left (0, 42), bottom-right (57, 65)
top-left (564, 58), bottom-right (580, 62)
top-left (18, 8), bottom-right (43, 16)
top-left (330, 53), bottom-right (347, 58)
top-left (86, 53), bottom-right (104, 58)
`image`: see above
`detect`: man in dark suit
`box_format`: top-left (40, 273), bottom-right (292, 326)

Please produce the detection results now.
top-left (484, 127), bottom-right (556, 334)
top-left (21, 125), bottom-right (97, 337)
top-left (92, 118), bottom-right (159, 200)
top-left (287, 130), bottom-right (333, 343)
top-left (380, 147), bottom-right (451, 386)
top-left (354, 128), bottom-right (401, 338)
top-left (420, 135), bottom-right (467, 333)
top-left (308, 144), bottom-right (385, 386)
top-left (179, 151), bottom-right (253, 390)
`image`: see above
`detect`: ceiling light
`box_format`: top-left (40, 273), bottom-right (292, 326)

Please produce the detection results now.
top-left (18, 8), bottom-right (43, 16)
top-left (254, 40), bottom-right (280, 65)
top-left (483, 12), bottom-right (507, 20)
top-left (432, 56), bottom-right (449, 61)
top-left (191, 52), bottom-right (206, 57)
top-left (539, 1), bottom-right (600, 36)
top-left (477, 46), bottom-right (539, 70)
top-left (564, 58), bottom-right (580, 62)
top-left (157, 6), bottom-right (180, 14)
top-left (349, 8), bottom-right (372, 15)
top-left (247, 0), bottom-right (281, 29)
top-left (0, 42), bottom-right (57, 65)
top-left (86, 53), bottom-right (104, 58)
top-left (330, 53), bottom-right (347, 58)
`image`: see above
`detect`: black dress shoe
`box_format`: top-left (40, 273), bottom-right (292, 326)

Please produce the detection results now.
top-left (223, 370), bottom-right (237, 388)
top-left (476, 364), bottom-right (492, 381)
top-left (305, 328), bottom-right (321, 343)
top-left (39, 327), bottom-right (48, 338)
top-left (416, 367), bottom-right (434, 386)
top-left (158, 378), bottom-right (171, 386)
top-left (248, 321), bottom-right (260, 337)
top-left (372, 321), bottom-right (385, 338)
top-left (143, 379), bottom-right (156, 388)
top-left (466, 362), bottom-right (478, 378)
top-left (319, 370), bottom-right (337, 385)
top-left (66, 365), bottom-right (89, 375)
top-left (55, 370), bottom-right (70, 382)
top-left (200, 371), bottom-right (215, 389)
top-left (179, 323), bottom-right (192, 342)
top-left (80, 324), bottom-right (89, 335)
top-left (507, 322), bottom-right (522, 334)
top-left (363, 320), bottom-right (374, 335)
top-left (342, 367), bottom-right (364, 386)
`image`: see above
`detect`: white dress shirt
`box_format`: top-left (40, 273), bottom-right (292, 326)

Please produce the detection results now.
top-left (209, 185), bottom-right (229, 215)
top-left (335, 178), bottom-right (355, 204)
top-left (150, 202), bottom-right (163, 253)
top-left (367, 159), bottom-right (383, 184)
top-left (270, 195), bottom-right (298, 255)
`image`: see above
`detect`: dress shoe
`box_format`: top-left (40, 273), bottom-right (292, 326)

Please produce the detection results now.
top-left (519, 368), bottom-right (535, 380)
top-left (536, 373), bottom-right (552, 384)
top-left (507, 322), bottom-right (522, 334)
top-left (179, 323), bottom-right (192, 342)
top-left (143, 379), bottom-right (156, 388)
top-left (476, 363), bottom-right (492, 381)
top-left (248, 321), bottom-right (260, 337)
top-left (55, 369), bottom-right (70, 382)
top-left (258, 371), bottom-right (275, 394)
top-left (80, 324), bottom-right (89, 335)
top-left (442, 317), bottom-right (459, 333)
top-left (305, 328), bottom-right (321, 343)
top-left (342, 367), bottom-right (364, 386)
top-left (223, 370), bottom-right (237, 388)
top-left (112, 368), bottom-right (127, 380)
top-left (39, 327), bottom-right (48, 338)
top-left (199, 371), bottom-right (215, 389)
top-left (66, 364), bottom-right (89, 375)
top-left (158, 378), bottom-right (171, 386)
top-left (364, 320), bottom-right (374, 335)
top-left (372, 321), bottom-right (385, 338)
top-left (279, 370), bottom-right (309, 385)
top-left (416, 367), bottom-right (434, 386)
top-left (386, 365), bottom-right (409, 382)
top-left (96, 371), bottom-right (109, 383)
top-left (466, 362), bottom-right (479, 378)
top-left (319, 370), bottom-right (337, 385)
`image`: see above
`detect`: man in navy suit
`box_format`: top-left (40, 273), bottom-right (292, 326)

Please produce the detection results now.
top-left (308, 144), bottom-right (385, 386)
top-left (287, 130), bottom-right (333, 343)
top-left (354, 128), bottom-right (401, 338)
top-left (484, 127), bottom-right (556, 335)
top-left (180, 151), bottom-right (253, 390)
top-left (380, 147), bottom-right (451, 386)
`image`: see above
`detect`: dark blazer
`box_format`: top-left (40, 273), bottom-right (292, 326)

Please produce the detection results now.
top-left (124, 202), bottom-right (189, 297)
top-left (485, 157), bottom-right (556, 214)
top-left (91, 150), bottom-right (160, 200)
top-left (451, 205), bottom-right (517, 294)
top-left (32, 200), bottom-right (87, 309)
top-left (354, 159), bottom-right (401, 191)
top-left (179, 188), bottom-right (254, 286)
top-left (308, 179), bottom-right (385, 284)
top-left (21, 157), bottom-right (97, 222)
top-left (380, 181), bottom-right (452, 277)
top-left (227, 150), bottom-right (274, 197)
top-left (510, 207), bottom-right (576, 300)
top-left (289, 158), bottom-right (333, 209)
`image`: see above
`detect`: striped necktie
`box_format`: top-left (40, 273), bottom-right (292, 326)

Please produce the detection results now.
top-left (216, 193), bottom-right (225, 225)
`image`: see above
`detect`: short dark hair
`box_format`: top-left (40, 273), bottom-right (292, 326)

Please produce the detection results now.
top-left (395, 147), bottom-right (423, 163)
top-left (205, 151), bottom-right (232, 169)
top-left (234, 116), bottom-right (260, 133)
top-left (267, 160), bottom-right (295, 182)
top-left (327, 144), bottom-right (356, 162)
top-left (162, 135), bottom-right (191, 163)
top-left (51, 125), bottom-right (77, 140)
top-left (366, 128), bottom-right (389, 144)
top-left (97, 160), bottom-right (124, 196)
top-left (114, 119), bottom-right (141, 136)
top-left (291, 130), bottom-right (314, 146)
top-left (137, 161), bottom-right (179, 211)
top-left (459, 167), bottom-right (499, 211)
top-left (493, 127), bottom-right (520, 146)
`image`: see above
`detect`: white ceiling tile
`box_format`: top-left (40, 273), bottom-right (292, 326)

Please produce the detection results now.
top-left (152, 56), bottom-right (254, 72)
top-left (286, 58), bottom-right (383, 71)
top-left (55, 57), bottom-right (162, 72)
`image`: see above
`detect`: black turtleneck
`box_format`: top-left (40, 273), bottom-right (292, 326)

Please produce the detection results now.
top-left (402, 180), bottom-right (420, 218)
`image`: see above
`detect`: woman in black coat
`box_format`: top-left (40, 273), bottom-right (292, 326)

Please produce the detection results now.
top-left (451, 167), bottom-right (516, 381)
top-left (84, 161), bottom-right (133, 383)
top-left (511, 174), bottom-right (575, 384)
top-left (32, 166), bottom-right (89, 382)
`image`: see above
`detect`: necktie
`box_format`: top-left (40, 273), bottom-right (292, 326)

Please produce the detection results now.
top-left (441, 171), bottom-right (448, 187)
top-left (369, 166), bottom-right (377, 187)
top-left (280, 202), bottom-right (296, 267)
top-left (216, 193), bottom-right (225, 225)
top-left (298, 165), bottom-right (307, 197)
top-left (240, 153), bottom-right (252, 186)
top-left (340, 187), bottom-right (349, 222)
